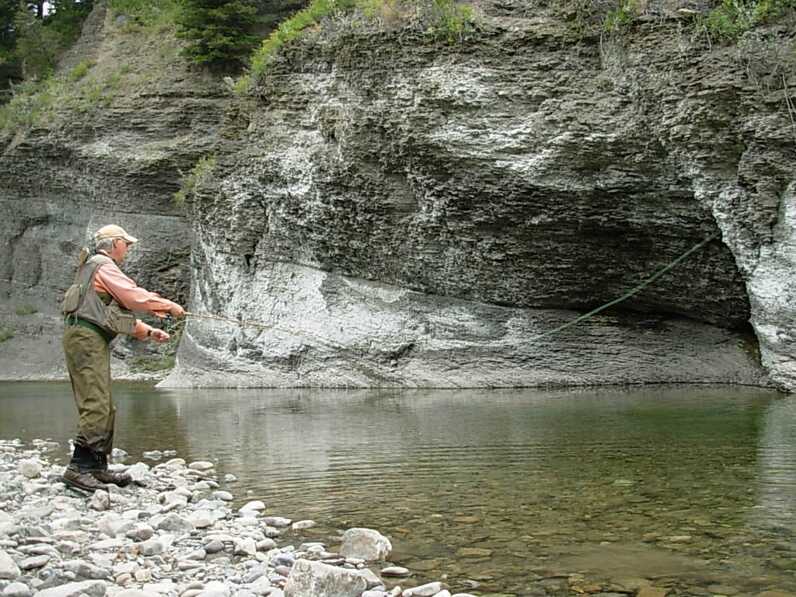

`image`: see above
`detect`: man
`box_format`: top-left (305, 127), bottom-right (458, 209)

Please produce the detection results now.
top-left (62, 224), bottom-right (185, 492)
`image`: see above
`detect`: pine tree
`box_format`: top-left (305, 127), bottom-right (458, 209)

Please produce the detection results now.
top-left (175, 0), bottom-right (259, 69)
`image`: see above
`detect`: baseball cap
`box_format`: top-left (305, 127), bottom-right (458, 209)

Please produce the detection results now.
top-left (94, 224), bottom-right (138, 245)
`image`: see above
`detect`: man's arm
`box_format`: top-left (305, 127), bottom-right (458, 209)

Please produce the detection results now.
top-left (94, 262), bottom-right (184, 341)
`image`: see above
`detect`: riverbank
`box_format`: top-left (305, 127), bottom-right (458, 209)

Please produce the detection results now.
top-left (0, 439), bottom-right (466, 597)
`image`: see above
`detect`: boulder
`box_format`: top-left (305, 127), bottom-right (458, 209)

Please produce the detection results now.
top-left (283, 560), bottom-right (367, 597)
top-left (340, 528), bottom-right (392, 561)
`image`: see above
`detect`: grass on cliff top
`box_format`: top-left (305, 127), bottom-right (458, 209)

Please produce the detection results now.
top-left (699, 0), bottom-right (796, 42)
top-left (235, 0), bottom-right (475, 94)
top-left (596, 0), bottom-right (796, 39)
top-left (0, 59), bottom-right (131, 134)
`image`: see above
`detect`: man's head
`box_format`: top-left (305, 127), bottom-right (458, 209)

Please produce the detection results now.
top-left (93, 225), bottom-right (138, 263)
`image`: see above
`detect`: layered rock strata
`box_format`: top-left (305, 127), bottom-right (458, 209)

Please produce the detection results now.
top-left (164, 2), bottom-right (794, 388)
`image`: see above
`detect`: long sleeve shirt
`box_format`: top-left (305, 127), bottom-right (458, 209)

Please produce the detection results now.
top-left (93, 255), bottom-right (178, 341)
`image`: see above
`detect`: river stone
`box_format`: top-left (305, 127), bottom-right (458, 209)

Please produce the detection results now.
top-left (97, 514), bottom-right (132, 537)
top-left (234, 538), bottom-right (257, 557)
top-left (62, 560), bottom-right (109, 580)
top-left (126, 464), bottom-right (150, 483)
top-left (212, 491), bottom-right (233, 502)
top-left (401, 583), bottom-right (444, 597)
top-left (154, 514), bottom-right (193, 533)
top-left (188, 512), bottom-right (214, 529)
top-left (0, 550), bottom-right (21, 579)
top-left (0, 512), bottom-right (12, 535)
top-left (340, 529), bottom-right (392, 561)
top-left (262, 517), bottom-right (291, 528)
top-left (455, 548), bottom-right (492, 558)
top-left (33, 580), bottom-right (107, 597)
top-left (140, 538), bottom-right (166, 557)
top-left (3, 583), bottom-right (32, 597)
top-left (17, 460), bottom-right (41, 479)
top-left (126, 524), bottom-right (154, 542)
top-left (283, 559), bottom-right (367, 597)
top-left (188, 462), bottom-right (214, 472)
top-left (381, 567), bottom-right (409, 577)
top-left (291, 521), bottom-right (315, 531)
top-left (357, 569), bottom-right (382, 589)
top-left (239, 502), bottom-right (265, 514)
top-left (246, 577), bottom-right (272, 596)
top-left (114, 591), bottom-right (160, 597)
top-left (19, 555), bottom-right (50, 570)
top-left (637, 589), bottom-right (669, 597)
top-left (89, 491), bottom-right (110, 512)
top-left (256, 539), bottom-right (276, 551)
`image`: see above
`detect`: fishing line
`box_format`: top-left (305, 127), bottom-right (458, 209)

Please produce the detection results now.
top-left (2, 231), bottom-right (721, 345)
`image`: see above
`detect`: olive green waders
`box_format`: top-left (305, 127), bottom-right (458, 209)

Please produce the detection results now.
top-left (63, 324), bottom-right (116, 456)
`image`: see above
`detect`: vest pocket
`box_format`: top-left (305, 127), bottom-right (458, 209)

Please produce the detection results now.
top-left (105, 302), bottom-right (137, 335)
top-left (62, 284), bottom-right (82, 314)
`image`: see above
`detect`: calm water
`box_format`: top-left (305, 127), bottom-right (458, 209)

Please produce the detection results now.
top-left (1, 382), bottom-right (795, 595)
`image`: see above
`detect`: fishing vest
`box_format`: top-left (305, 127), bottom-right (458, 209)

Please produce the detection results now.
top-left (62, 254), bottom-right (137, 337)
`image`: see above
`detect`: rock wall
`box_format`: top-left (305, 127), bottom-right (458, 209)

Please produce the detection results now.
top-left (162, 1), bottom-right (795, 389)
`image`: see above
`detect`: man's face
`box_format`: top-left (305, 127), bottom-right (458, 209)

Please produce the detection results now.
top-left (110, 238), bottom-right (131, 263)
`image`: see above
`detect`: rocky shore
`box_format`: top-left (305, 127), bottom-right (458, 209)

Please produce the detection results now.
top-left (0, 439), bottom-right (469, 597)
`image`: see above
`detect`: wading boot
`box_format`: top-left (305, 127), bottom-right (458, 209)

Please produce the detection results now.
top-left (92, 452), bottom-right (133, 487)
top-left (63, 444), bottom-right (108, 493)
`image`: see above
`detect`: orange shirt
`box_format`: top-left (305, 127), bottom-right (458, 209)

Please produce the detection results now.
top-left (93, 255), bottom-right (177, 340)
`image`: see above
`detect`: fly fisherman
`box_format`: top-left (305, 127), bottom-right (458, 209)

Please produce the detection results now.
top-left (61, 224), bottom-right (185, 492)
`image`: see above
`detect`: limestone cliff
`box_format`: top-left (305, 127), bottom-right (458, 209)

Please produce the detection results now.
top-left (1, 0), bottom-right (794, 390)
top-left (162, 0), bottom-right (795, 389)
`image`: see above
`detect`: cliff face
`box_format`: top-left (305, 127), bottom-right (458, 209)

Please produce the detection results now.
top-left (0, 4), bottom-right (224, 379)
top-left (162, 1), bottom-right (794, 389)
top-left (1, 1), bottom-right (793, 390)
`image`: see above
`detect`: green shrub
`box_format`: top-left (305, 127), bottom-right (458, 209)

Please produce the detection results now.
top-left (701, 0), bottom-right (796, 42)
top-left (67, 59), bottom-right (94, 81)
top-left (14, 304), bottom-right (37, 316)
top-left (0, 75), bottom-right (57, 132)
top-left (175, 0), bottom-right (259, 68)
top-left (427, 0), bottom-right (474, 42)
top-left (603, 0), bottom-right (639, 32)
top-left (0, 325), bottom-right (13, 342)
top-left (174, 154), bottom-right (216, 205)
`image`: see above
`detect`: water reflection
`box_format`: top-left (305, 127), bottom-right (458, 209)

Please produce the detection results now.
top-left (754, 397), bottom-right (796, 533)
top-left (0, 383), bottom-right (794, 594)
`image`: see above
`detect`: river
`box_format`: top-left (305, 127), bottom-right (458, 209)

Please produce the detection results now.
top-left (1, 382), bottom-right (794, 595)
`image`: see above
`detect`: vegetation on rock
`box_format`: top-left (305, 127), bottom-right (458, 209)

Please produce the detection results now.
top-left (237, 0), bottom-right (475, 93)
top-left (0, 325), bottom-right (13, 342)
top-left (700, 0), bottom-right (796, 41)
top-left (174, 154), bottom-right (217, 206)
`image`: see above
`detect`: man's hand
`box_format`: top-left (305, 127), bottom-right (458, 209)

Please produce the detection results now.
top-left (149, 329), bottom-right (170, 343)
top-left (169, 303), bottom-right (186, 318)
